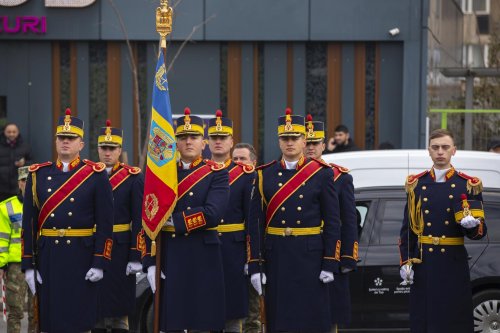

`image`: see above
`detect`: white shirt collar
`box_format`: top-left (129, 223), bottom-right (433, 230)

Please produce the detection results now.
top-left (284, 159), bottom-right (298, 170)
top-left (181, 160), bottom-right (191, 170)
top-left (62, 162), bottom-right (70, 172)
top-left (434, 168), bottom-right (450, 183)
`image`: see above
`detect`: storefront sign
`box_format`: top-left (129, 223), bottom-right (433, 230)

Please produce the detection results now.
top-left (0, 0), bottom-right (96, 7)
top-left (0, 16), bottom-right (46, 34)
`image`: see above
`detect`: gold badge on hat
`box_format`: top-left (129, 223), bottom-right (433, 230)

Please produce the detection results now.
top-left (63, 108), bottom-right (72, 132)
top-left (105, 119), bottom-right (112, 141)
top-left (215, 109), bottom-right (223, 132)
top-left (183, 107), bottom-right (192, 130)
top-left (284, 108), bottom-right (293, 132)
top-left (306, 114), bottom-right (315, 138)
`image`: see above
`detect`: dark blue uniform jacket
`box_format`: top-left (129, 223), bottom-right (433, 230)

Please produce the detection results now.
top-left (21, 159), bottom-right (114, 333)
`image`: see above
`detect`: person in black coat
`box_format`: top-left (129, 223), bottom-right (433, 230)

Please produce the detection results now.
top-left (325, 124), bottom-right (359, 154)
top-left (0, 123), bottom-right (32, 201)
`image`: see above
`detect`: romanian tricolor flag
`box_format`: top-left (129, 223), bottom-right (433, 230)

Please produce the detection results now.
top-left (142, 51), bottom-right (177, 249)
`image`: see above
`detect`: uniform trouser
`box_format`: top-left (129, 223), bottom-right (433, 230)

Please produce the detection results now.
top-left (5, 262), bottom-right (35, 333)
top-left (242, 281), bottom-right (260, 333)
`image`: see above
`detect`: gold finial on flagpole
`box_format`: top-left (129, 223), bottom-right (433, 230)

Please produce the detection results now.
top-left (156, 0), bottom-right (173, 49)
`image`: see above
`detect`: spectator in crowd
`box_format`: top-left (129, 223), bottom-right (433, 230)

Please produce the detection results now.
top-left (378, 141), bottom-right (395, 150)
top-left (325, 125), bottom-right (359, 154)
top-left (487, 137), bottom-right (500, 153)
top-left (0, 123), bottom-right (32, 202)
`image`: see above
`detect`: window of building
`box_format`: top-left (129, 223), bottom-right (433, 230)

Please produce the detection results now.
top-left (462, 0), bottom-right (490, 14)
top-left (476, 15), bottom-right (490, 35)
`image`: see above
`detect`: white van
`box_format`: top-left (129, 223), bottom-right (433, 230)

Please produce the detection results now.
top-left (322, 149), bottom-right (500, 189)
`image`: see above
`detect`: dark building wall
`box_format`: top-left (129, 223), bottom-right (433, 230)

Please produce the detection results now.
top-left (0, 0), bottom-right (428, 164)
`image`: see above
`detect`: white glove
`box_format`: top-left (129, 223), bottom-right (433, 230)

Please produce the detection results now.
top-left (319, 270), bottom-right (334, 283)
top-left (25, 269), bottom-right (43, 294)
top-left (85, 268), bottom-right (103, 282)
top-left (147, 266), bottom-right (166, 293)
top-left (460, 215), bottom-right (481, 229)
top-left (126, 261), bottom-right (143, 275)
top-left (250, 273), bottom-right (267, 296)
top-left (165, 217), bottom-right (174, 227)
top-left (244, 263), bottom-right (249, 275)
top-left (400, 264), bottom-right (414, 285)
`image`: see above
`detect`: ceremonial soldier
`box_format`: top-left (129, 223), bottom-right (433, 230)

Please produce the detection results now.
top-left (399, 129), bottom-right (487, 333)
top-left (22, 108), bottom-right (114, 333)
top-left (144, 108), bottom-right (230, 332)
top-left (247, 108), bottom-right (341, 333)
top-left (303, 116), bottom-right (358, 332)
top-left (93, 121), bottom-right (144, 333)
top-left (0, 166), bottom-right (34, 333)
top-left (207, 110), bottom-right (255, 332)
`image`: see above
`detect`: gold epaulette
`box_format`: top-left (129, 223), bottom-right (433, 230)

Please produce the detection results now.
top-left (204, 159), bottom-right (225, 171)
top-left (256, 160), bottom-right (276, 170)
top-left (405, 170), bottom-right (428, 193)
top-left (83, 159), bottom-right (106, 172)
top-left (234, 161), bottom-right (255, 173)
top-left (28, 161), bottom-right (52, 172)
top-left (458, 172), bottom-right (483, 195)
top-left (311, 157), bottom-right (330, 168)
top-left (120, 163), bottom-right (141, 175)
top-left (329, 163), bottom-right (350, 173)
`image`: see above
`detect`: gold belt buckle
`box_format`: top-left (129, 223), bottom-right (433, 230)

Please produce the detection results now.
top-left (284, 227), bottom-right (292, 236)
top-left (432, 237), bottom-right (440, 245)
top-left (57, 229), bottom-right (66, 237)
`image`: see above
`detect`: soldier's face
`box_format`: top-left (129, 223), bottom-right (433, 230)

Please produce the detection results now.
top-left (208, 135), bottom-right (233, 158)
top-left (98, 146), bottom-right (122, 167)
top-left (232, 148), bottom-right (255, 165)
top-left (279, 135), bottom-right (306, 161)
top-left (304, 141), bottom-right (325, 159)
top-left (428, 135), bottom-right (456, 169)
top-left (55, 136), bottom-right (84, 160)
top-left (177, 134), bottom-right (205, 162)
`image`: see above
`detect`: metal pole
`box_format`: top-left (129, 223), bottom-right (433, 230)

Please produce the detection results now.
top-left (464, 76), bottom-right (473, 150)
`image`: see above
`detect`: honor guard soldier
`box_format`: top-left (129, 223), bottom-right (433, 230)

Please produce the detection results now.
top-left (247, 108), bottom-right (341, 333)
top-left (0, 166), bottom-right (35, 333)
top-left (143, 108), bottom-right (230, 332)
top-left (207, 110), bottom-right (255, 333)
top-left (93, 121), bottom-right (144, 333)
top-left (303, 116), bottom-right (358, 332)
top-left (399, 129), bottom-right (487, 333)
top-left (21, 108), bottom-right (114, 333)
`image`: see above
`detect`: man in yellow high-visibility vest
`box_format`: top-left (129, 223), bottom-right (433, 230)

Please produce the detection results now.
top-left (0, 166), bottom-right (34, 333)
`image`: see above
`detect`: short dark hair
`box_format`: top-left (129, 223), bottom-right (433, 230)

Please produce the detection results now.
top-left (233, 142), bottom-right (257, 162)
top-left (334, 125), bottom-right (349, 134)
top-left (487, 137), bottom-right (500, 151)
top-left (428, 129), bottom-right (455, 145)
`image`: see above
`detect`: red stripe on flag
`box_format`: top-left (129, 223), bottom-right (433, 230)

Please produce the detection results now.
top-left (142, 166), bottom-right (176, 235)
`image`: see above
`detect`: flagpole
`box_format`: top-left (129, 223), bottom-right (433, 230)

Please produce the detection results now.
top-left (154, 2), bottom-right (173, 333)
